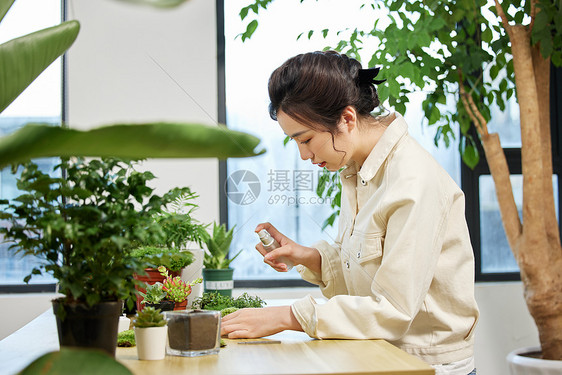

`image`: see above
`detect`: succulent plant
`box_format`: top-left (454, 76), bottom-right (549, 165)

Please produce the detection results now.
top-left (133, 306), bottom-right (166, 328)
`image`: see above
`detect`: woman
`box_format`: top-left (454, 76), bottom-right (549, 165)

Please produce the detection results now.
top-left (221, 51), bottom-right (479, 375)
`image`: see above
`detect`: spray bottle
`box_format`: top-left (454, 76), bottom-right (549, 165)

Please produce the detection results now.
top-left (257, 229), bottom-right (293, 271)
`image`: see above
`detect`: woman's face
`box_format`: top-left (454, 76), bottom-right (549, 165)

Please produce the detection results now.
top-left (277, 110), bottom-right (353, 172)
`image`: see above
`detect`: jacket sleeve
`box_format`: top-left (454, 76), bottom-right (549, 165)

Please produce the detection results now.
top-left (296, 239), bottom-right (348, 298)
top-left (292, 161), bottom-right (454, 341)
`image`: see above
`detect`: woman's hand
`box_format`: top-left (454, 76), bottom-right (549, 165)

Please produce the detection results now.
top-left (221, 306), bottom-right (303, 339)
top-left (255, 222), bottom-right (321, 273)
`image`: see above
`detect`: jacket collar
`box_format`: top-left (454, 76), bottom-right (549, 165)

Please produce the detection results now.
top-left (340, 113), bottom-right (408, 182)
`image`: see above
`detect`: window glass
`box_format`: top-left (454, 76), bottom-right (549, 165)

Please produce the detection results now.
top-left (0, 0), bottom-right (62, 285)
top-left (479, 174), bottom-right (559, 273)
top-left (224, 0), bottom-right (460, 280)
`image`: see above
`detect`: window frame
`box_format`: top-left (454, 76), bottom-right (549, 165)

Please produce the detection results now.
top-left (218, 2), bottom-right (562, 286)
top-left (0, 0), bottom-right (66, 293)
top-left (462, 64), bottom-right (562, 282)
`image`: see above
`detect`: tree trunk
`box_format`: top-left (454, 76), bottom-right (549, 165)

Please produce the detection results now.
top-left (508, 24), bottom-right (562, 360)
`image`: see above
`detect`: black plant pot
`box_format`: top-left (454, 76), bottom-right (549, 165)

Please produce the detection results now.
top-left (52, 299), bottom-right (122, 357)
top-left (146, 300), bottom-right (175, 311)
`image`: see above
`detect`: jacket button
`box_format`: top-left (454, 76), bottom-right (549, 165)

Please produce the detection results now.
top-left (360, 179), bottom-right (366, 186)
top-left (345, 261), bottom-right (350, 269)
top-left (357, 252), bottom-right (361, 258)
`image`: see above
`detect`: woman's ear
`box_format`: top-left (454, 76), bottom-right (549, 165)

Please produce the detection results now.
top-left (340, 106), bottom-right (358, 133)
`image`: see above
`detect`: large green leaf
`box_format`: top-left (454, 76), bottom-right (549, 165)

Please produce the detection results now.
top-left (0, 20), bottom-right (80, 113)
top-left (114, 0), bottom-right (191, 7)
top-left (18, 348), bottom-right (132, 375)
top-left (0, 0), bottom-right (15, 23)
top-left (0, 122), bottom-right (265, 167)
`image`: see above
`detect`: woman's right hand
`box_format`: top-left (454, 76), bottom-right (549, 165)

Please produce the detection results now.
top-left (255, 222), bottom-right (321, 273)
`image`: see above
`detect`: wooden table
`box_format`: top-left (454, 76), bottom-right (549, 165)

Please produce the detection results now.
top-left (0, 309), bottom-right (434, 375)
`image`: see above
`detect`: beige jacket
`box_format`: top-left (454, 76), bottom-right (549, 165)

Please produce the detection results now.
top-left (292, 114), bottom-right (479, 365)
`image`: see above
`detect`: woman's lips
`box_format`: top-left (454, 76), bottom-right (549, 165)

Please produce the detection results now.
top-left (315, 162), bottom-right (326, 168)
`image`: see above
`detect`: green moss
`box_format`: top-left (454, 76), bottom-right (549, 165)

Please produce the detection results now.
top-left (117, 330), bottom-right (136, 347)
top-left (220, 307), bottom-right (239, 317)
top-left (192, 292), bottom-right (265, 311)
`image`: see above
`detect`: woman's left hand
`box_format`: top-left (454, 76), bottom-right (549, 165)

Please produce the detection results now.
top-left (221, 306), bottom-right (303, 339)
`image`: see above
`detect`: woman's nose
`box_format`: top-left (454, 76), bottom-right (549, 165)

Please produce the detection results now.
top-left (297, 144), bottom-right (313, 161)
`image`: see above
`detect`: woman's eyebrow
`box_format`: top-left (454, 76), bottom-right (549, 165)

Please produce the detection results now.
top-left (288, 130), bottom-right (309, 138)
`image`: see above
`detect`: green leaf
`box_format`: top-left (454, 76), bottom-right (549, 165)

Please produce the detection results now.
top-left (460, 136), bottom-right (480, 169)
top-left (240, 6), bottom-right (249, 20)
top-left (19, 348), bottom-right (132, 375)
top-left (0, 122), bottom-right (265, 168)
top-left (308, 30), bottom-right (314, 39)
top-left (242, 20), bottom-right (258, 41)
top-left (0, 20), bottom-right (80, 113)
top-left (0, 0), bottom-right (15, 23)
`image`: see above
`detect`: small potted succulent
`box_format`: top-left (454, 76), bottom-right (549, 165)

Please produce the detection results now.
top-left (139, 282), bottom-right (174, 312)
top-left (133, 306), bottom-right (168, 361)
top-left (158, 266), bottom-right (202, 310)
top-left (202, 222), bottom-right (242, 297)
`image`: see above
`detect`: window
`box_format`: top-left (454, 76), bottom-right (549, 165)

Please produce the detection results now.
top-left (221, 0), bottom-right (460, 286)
top-left (0, 0), bottom-right (63, 290)
top-left (463, 65), bottom-right (562, 281)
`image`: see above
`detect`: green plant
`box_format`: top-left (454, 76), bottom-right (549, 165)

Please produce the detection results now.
top-left (19, 348), bottom-right (133, 375)
top-left (240, 0), bottom-right (562, 359)
top-left (117, 330), bottom-right (136, 347)
top-left (0, 157), bottom-right (196, 307)
top-left (203, 222), bottom-right (242, 269)
top-left (130, 246), bottom-right (193, 272)
top-left (139, 282), bottom-right (167, 305)
top-left (192, 291), bottom-right (266, 312)
top-left (133, 306), bottom-right (166, 328)
top-left (158, 266), bottom-right (202, 303)
top-left (153, 191), bottom-right (210, 250)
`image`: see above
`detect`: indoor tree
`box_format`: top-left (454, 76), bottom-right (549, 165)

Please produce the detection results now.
top-left (238, 0), bottom-right (562, 360)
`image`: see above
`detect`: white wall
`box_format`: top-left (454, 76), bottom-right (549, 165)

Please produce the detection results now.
top-left (66, 0), bottom-right (220, 225)
top-left (0, 1), bottom-right (544, 375)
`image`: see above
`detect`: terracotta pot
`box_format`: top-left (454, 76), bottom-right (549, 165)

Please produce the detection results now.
top-left (507, 346), bottom-right (562, 375)
top-left (173, 300), bottom-right (188, 311)
top-left (134, 268), bottom-right (180, 311)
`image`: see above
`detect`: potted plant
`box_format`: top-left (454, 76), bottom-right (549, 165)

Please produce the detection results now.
top-left (133, 306), bottom-right (168, 361)
top-left (158, 266), bottom-right (202, 310)
top-left (0, 157), bottom-right (197, 356)
top-left (202, 222), bottom-right (242, 297)
top-left (139, 282), bottom-right (174, 311)
top-left (131, 245), bottom-right (194, 311)
top-left (131, 191), bottom-right (209, 311)
top-left (164, 309), bottom-right (222, 357)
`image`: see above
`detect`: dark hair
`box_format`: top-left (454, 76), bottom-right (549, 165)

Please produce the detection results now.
top-left (268, 51), bottom-right (382, 133)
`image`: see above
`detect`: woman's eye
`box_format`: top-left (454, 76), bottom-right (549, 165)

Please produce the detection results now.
top-left (300, 139), bottom-right (311, 145)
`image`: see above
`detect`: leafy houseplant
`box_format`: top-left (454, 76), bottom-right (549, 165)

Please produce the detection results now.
top-left (133, 306), bottom-right (168, 360)
top-left (202, 223), bottom-right (242, 297)
top-left (240, 0), bottom-right (562, 365)
top-left (0, 157), bottom-right (197, 355)
top-left (158, 266), bottom-right (202, 310)
top-left (130, 192), bottom-right (209, 311)
top-left (139, 282), bottom-right (174, 311)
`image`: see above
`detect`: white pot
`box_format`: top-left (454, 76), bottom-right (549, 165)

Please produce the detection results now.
top-left (134, 326), bottom-right (167, 360)
top-left (507, 346), bottom-right (562, 375)
top-left (182, 248), bottom-right (204, 308)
